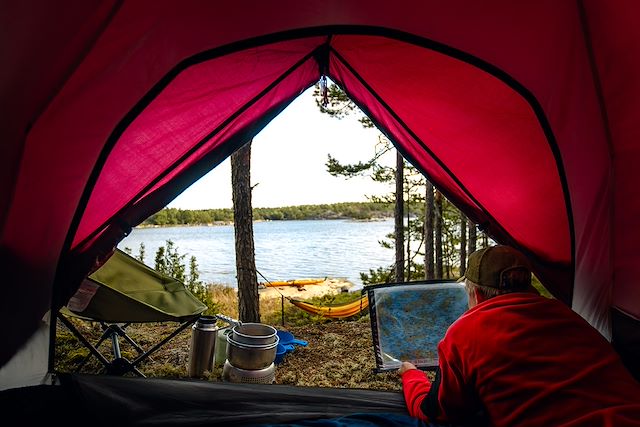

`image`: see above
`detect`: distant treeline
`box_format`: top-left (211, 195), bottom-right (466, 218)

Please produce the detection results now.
top-left (142, 202), bottom-right (394, 226)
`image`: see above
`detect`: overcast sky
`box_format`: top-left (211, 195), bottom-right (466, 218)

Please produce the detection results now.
top-left (167, 86), bottom-right (396, 210)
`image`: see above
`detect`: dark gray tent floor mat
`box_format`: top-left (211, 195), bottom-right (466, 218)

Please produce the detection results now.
top-left (1, 374), bottom-right (408, 426)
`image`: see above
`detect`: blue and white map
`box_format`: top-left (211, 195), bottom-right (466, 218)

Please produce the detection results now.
top-left (369, 282), bottom-right (468, 370)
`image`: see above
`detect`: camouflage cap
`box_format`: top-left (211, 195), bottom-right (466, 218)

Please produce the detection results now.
top-left (460, 245), bottom-right (531, 289)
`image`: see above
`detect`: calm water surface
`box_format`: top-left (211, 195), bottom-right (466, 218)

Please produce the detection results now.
top-left (118, 219), bottom-right (394, 288)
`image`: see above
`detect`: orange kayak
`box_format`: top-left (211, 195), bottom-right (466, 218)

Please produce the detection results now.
top-left (261, 278), bottom-right (326, 288)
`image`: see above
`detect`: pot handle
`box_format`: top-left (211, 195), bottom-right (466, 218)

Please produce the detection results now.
top-left (216, 313), bottom-right (241, 327)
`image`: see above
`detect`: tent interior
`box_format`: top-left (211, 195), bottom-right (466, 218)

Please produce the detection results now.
top-left (2, 1), bottom-right (640, 425)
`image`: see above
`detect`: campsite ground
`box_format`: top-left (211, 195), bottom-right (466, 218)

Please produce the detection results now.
top-left (55, 283), bottom-right (403, 391)
top-left (166, 319), bottom-right (400, 390)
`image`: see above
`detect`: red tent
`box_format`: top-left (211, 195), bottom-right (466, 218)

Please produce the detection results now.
top-left (1, 0), bottom-right (638, 386)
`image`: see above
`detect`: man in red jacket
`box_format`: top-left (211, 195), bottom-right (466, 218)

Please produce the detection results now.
top-left (400, 245), bottom-right (640, 427)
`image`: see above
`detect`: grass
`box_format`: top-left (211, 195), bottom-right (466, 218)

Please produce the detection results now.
top-left (55, 285), bottom-right (404, 390)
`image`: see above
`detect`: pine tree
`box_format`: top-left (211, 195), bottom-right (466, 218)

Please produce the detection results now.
top-left (231, 140), bottom-right (260, 323)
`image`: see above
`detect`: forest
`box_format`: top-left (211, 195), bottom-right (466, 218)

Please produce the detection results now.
top-left (141, 202), bottom-right (395, 226)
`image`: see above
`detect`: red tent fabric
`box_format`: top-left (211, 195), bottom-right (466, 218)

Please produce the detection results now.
top-left (1, 0), bottom-right (639, 379)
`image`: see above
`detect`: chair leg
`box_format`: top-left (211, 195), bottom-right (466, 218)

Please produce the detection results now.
top-left (58, 314), bottom-right (112, 369)
top-left (74, 329), bottom-right (111, 372)
top-left (129, 319), bottom-right (197, 369)
top-left (111, 324), bottom-right (155, 363)
top-left (106, 357), bottom-right (146, 377)
top-left (59, 315), bottom-right (199, 377)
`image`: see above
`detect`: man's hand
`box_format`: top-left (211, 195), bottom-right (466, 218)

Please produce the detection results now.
top-left (398, 361), bottom-right (418, 375)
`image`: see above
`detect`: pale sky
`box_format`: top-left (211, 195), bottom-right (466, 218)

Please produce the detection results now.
top-left (168, 86), bottom-right (396, 210)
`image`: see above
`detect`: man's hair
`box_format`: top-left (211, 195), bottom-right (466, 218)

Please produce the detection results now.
top-left (465, 267), bottom-right (531, 299)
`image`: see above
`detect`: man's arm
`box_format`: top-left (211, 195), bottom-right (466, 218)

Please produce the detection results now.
top-left (399, 362), bottom-right (432, 422)
top-left (400, 341), bottom-right (483, 425)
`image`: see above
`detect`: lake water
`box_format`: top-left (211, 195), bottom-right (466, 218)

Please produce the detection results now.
top-left (118, 219), bottom-right (395, 288)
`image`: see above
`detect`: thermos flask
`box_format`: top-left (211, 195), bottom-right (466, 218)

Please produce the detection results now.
top-left (188, 316), bottom-right (218, 377)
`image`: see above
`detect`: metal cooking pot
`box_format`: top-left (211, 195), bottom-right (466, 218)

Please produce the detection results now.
top-left (231, 323), bottom-right (278, 346)
top-left (226, 335), bottom-right (278, 370)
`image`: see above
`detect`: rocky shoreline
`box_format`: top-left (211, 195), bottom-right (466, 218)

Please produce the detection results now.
top-left (258, 278), bottom-right (355, 300)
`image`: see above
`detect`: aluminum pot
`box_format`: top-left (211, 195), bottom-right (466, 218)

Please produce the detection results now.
top-left (226, 335), bottom-right (278, 370)
top-left (231, 323), bottom-right (278, 346)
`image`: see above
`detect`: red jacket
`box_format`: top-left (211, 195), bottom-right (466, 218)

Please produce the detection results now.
top-left (402, 292), bottom-right (640, 426)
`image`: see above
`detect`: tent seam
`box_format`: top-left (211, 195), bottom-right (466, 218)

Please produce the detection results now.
top-left (576, 0), bottom-right (615, 332)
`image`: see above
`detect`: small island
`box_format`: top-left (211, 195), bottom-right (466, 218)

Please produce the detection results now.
top-left (140, 202), bottom-right (394, 227)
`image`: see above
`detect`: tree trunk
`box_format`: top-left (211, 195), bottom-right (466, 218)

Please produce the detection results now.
top-left (460, 212), bottom-right (467, 276)
top-left (424, 181), bottom-right (435, 279)
top-left (231, 141), bottom-right (260, 323)
top-left (468, 219), bottom-right (477, 255)
top-left (394, 150), bottom-right (405, 282)
top-left (435, 190), bottom-right (443, 279)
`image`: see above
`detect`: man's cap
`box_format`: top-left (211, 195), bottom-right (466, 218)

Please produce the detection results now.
top-left (460, 245), bottom-right (531, 289)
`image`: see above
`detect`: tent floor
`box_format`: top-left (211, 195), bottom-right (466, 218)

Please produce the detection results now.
top-left (1, 373), bottom-right (409, 426)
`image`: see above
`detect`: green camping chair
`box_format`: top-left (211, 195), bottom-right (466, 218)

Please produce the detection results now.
top-left (58, 249), bottom-right (207, 376)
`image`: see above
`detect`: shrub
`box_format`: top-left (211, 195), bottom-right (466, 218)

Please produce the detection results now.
top-left (150, 241), bottom-right (220, 315)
